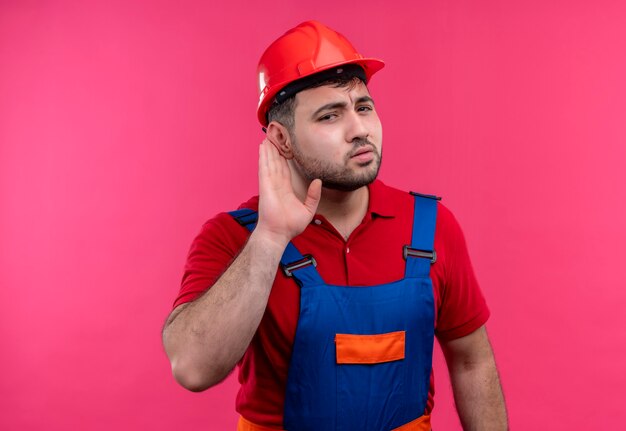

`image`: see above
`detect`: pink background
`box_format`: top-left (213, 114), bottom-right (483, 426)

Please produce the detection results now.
top-left (2, 1), bottom-right (625, 429)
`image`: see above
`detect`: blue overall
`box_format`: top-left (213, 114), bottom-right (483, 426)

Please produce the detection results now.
top-left (230, 192), bottom-right (438, 431)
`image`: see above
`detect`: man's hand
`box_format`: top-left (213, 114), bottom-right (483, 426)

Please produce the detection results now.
top-left (255, 137), bottom-right (322, 247)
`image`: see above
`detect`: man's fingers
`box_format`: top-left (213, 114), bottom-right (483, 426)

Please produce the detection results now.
top-left (258, 140), bottom-right (268, 174)
top-left (265, 134), bottom-right (281, 152)
top-left (261, 137), bottom-right (290, 180)
top-left (303, 179), bottom-right (322, 215)
top-left (260, 138), bottom-right (276, 175)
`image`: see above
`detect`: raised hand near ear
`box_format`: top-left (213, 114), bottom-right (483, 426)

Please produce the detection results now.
top-left (255, 138), bottom-right (322, 248)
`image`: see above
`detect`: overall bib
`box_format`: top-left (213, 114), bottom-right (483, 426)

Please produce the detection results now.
top-left (231, 192), bottom-right (438, 431)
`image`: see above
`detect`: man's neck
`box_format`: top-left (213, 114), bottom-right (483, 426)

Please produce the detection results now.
top-left (316, 186), bottom-right (369, 241)
top-left (316, 186), bottom-right (368, 217)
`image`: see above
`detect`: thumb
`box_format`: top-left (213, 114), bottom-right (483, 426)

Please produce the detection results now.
top-left (303, 179), bottom-right (322, 215)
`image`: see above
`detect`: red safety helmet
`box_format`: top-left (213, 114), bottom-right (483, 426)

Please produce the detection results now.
top-left (256, 20), bottom-right (385, 127)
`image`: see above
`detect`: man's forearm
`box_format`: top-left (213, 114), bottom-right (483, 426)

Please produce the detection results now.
top-left (162, 229), bottom-right (287, 391)
top-left (449, 353), bottom-right (508, 430)
top-left (442, 327), bottom-right (508, 430)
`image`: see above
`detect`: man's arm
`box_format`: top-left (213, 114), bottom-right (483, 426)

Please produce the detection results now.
top-left (439, 325), bottom-right (508, 430)
top-left (162, 138), bottom-right (321, 392)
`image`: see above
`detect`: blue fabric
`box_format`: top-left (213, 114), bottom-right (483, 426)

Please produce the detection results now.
top-left (405, 194), bottom-right (438, 279)
top-left (229, 208), bottom-right (258, 228)
top-left (228, 194), bottom-right (438, 431)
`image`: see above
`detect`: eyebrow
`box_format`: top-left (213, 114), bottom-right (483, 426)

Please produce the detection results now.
top-left (310, 96), bottom-right (375, 119)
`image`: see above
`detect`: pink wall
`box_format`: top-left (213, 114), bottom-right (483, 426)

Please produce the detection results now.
top-left (2, 1), bottom-right (625, 429)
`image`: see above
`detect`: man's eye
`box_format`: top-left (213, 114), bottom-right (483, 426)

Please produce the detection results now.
top-left (318, 113), bottom-right (336, 121)
top-left (357, 105), bottom-right (373, 112)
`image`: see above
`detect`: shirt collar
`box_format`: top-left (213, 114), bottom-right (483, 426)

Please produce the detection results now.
top-left (367, 179), bottom-right (397, 219)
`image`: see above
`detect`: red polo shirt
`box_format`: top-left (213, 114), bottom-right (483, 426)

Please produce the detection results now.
top-left (174, 180), bottom-right (489, 427)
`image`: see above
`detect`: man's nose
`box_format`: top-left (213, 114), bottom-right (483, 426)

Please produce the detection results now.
top-left (345, 111), bottom-right (370, 142)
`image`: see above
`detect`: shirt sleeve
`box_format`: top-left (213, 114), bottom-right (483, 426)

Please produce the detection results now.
top-left (172, 212), bottom-right (249, 309)
top-left (434, 204), bottom-right (490, 341)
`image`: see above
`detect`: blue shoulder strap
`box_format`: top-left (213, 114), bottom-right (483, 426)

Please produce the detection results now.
top-left (404, 192), bottom-right (440, 278)
top-left (229, 209), bottom-right (325, 287)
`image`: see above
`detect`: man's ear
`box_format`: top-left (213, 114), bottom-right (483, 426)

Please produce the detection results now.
top-left (266, 121), bottom-right (294, 159)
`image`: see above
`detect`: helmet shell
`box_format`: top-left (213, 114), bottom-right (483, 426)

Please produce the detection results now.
top-left (257, 20), bottom-right (385, 126)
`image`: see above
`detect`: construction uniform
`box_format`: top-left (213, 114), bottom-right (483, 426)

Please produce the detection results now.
top-left (173, 180), bottom-right (489, 430)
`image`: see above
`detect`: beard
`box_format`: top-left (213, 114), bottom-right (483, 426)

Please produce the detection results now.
top-left (291, 138), bottom-right (382, 192)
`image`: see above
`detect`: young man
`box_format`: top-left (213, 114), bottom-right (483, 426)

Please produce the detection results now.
top-left (163, 21), bottom-right (508, 431)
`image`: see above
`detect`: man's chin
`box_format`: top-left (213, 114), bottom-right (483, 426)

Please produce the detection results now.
top-left (321, 173), bottom-right (379, 192)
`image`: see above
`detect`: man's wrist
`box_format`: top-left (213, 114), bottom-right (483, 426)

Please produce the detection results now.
top-left (249, 227), bottom-right (291, 255)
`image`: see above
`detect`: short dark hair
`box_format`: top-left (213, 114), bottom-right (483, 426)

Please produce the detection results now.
top-left (267, 75), bottom-right (365, 136)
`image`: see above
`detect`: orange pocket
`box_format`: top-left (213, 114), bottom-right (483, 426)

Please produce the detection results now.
top-left (335, 330), bottom-right (405, 364)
